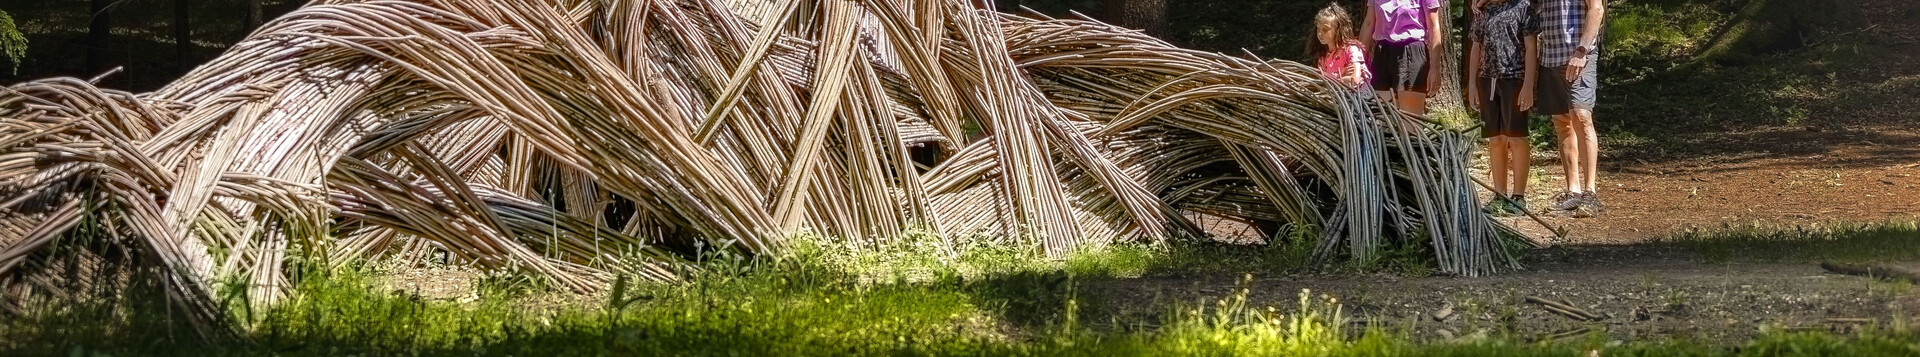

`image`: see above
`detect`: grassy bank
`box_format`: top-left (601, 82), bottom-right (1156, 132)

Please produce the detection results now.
top-left (1656, 220), bottom-right (1920, 264)
top-left (5, 234), bottom-right (1916, 356)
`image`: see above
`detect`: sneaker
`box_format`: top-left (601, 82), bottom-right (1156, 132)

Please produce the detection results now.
top-left (1505, 195), bottom-right (1529, 215)
top-left (1483, 200), bottom-right (1514, 216)
top-left (1548, 192), bottom-right (1584, 214)
top-left (1571, 193), bottom-right (1603, 218)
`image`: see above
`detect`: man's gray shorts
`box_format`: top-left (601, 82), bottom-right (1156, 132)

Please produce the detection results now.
top-left (1536, 53), bottom-right (1599, 116)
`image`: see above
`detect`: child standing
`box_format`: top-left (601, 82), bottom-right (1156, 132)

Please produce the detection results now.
top-left (1359, 0), bottom-right (1444, 115)
top-left (1467, 0), bottom-right (1539, 215)
top-left (1311, 3), bottom-right (1370, 90)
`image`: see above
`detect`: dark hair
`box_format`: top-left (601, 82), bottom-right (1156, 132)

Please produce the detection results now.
top-left (1306, 2), bottom-right (1356, 61)
top-left (1475, 0), bottom-right (1516, 12)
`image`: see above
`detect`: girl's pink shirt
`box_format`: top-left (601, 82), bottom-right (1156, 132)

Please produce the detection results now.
top-left (1318, 41), bottom-right (1371, 88)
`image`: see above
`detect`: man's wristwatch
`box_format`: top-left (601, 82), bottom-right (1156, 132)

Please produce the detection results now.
top-left (1575, 44), bottom-right (1596, 55)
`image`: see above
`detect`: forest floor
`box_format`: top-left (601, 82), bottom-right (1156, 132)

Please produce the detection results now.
top-left (1103, 0), bottom-right (1920, 346)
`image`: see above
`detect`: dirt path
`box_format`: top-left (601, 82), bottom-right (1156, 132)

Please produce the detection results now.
top-left (1499, 0), bottom-right (1920, 245)
top-left (1505, 126), bottom-right (1920, 245)
top-left (1089, 247), bottom-right (1917, 345)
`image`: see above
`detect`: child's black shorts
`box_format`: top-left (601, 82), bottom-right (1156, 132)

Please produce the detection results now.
top-left (1369, 41), bottom-right (1429, 92)
top-left (1479, 77), bottom-right (1529, 138)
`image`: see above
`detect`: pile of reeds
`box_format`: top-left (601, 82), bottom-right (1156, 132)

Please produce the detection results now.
top-left (0, 0), bottom-right (1521, 331)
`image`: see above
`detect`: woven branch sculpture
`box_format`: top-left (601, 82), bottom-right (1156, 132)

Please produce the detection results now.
top-left (0, 0), bottom-right (1521, 329)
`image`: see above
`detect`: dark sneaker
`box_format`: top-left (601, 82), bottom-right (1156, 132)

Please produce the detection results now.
top-left (1505, 195), bottom-right (1529, 215)
top-left (1571, 193), bottom-right (1603, 218)
top-left (1483, 200), bottom-right (1514, 216)
top-left (1547, 192), bottom-right (1584, 214)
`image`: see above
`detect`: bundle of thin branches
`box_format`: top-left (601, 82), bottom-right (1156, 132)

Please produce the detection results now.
top-left (0, 0), bottom-right (1519, 332)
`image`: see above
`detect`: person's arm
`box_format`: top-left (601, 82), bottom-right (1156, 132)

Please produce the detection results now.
top-left (1424, 5), bottom-right (1444, 94)
top-left (1565, 0), bottom-right (1606, 81)
top-left (1360, 7), bottom-right (1378, 57)
top-left (1466, 39), bottom-right (1483, 112)
top-left (1345, 46), bottom-right (1368, 87)
top-left (1520, 35), bottom-right (1539, 110)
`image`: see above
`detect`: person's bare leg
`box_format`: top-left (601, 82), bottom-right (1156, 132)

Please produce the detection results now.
top-left (1489, 137), bottom-right (1509, 197)
top-left (1396, 91), bottom-right (1427, 116)
top-left (1573, 108), bottom-right (1599, 192)
top-left (1507, 136), bottom-right (1533, 199)
top-left (1551, 115), bottom-right (1583, 194)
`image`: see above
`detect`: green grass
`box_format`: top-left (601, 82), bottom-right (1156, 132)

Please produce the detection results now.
top-left (7, 233), bottom-right (1919, 356)
top-left (1591, 0), bottom-right (1907, 158)
top-left (1655, 220), bottom-right (1920, 264)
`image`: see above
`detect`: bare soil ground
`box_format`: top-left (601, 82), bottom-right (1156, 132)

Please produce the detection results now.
top-left (1092, 247), bottom-right (1917, 344)
top-left (1505, 126), bottom-right (1920, 245)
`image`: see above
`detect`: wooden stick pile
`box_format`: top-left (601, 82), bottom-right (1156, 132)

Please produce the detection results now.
top-left (0, 0), bottom-right (1520, 328)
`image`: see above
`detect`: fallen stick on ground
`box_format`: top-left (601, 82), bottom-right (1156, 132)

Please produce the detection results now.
top-left (1468, 176), bottom-right (1566, 245)
top-left (1820, 262), bottom-right (1920, 284)
top-left (1526, 296), bottom-right (1603, 321)
top-left (1535, 327), bottom-right (1596, 342)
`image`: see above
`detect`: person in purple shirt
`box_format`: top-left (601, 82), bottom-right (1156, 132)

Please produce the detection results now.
top-left (1359, 0), bottom-right (1445, 116)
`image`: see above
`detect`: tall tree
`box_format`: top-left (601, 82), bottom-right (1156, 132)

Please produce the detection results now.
top-left (246, 0), bottom-right (265, 30)
top-left (176, 0), bottom-right (193, 73)
top-left (88, 0), bottom-right (111, 74)
top-left (1431, 1), bottom-right (1464, 111)
top-left (1103, 0), bottom-right (1166, 37)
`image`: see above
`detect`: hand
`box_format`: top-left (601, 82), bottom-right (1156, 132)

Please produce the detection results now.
top-left (1564, 56), bottom-right (1587, 82)
top-left (1466, 85), bottom-right (1481, 112)
top-left (1426, 66), bottom-right (1441, 97)
top-left (1517, 86), bottom-right (1535, 111)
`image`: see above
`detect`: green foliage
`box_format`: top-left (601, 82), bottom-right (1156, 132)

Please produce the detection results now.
top-left (0, 10), bottom-right (24, 74)
top-left (1689, 0), bottom-right (1855, 66)
top-left (1602, 1), bottom-right (1732, 81)
top-left (1592, 0), bottom-right (1900, 157)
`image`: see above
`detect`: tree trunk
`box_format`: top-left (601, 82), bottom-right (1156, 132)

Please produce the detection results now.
top-left (245, 0), bottom-right (265, 30)
top-left (1103, 0), bottom-right (1167, 37)
top-left (87, 0), bottom-right (111, 74)
top-left (1430, 0), bottom-right (1464, 111)
top-left (176, 0), bottom-right (193, 74)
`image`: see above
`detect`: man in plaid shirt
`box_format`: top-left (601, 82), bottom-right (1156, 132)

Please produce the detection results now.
top-left (1535, 0), bottom-right (1606, 217)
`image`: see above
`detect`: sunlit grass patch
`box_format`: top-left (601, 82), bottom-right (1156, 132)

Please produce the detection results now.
top-left (1654, 220), bottom-right (1920, 263)
top-left (8, 229), bottom-right (1920, 356)
top-left (7, 250), bottom-right (1920, 356)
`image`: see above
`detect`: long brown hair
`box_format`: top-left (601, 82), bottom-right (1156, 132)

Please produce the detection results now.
top-left (1306, 2), bottom-right (1357, 61)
